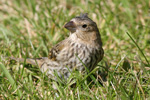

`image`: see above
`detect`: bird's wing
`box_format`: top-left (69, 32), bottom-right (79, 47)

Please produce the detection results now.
top-left (48, 39), bottom-right (68, 61)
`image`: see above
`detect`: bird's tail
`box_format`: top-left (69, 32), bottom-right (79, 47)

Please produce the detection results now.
top-left (9, 57), bottom-right (48, 67)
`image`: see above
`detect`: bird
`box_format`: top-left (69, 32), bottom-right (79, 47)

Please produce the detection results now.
top-left (10, 13), bottom-right (104, 80)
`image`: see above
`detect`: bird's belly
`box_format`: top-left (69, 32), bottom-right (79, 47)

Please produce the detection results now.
top-left (57, 45), bottom-right (100, 72)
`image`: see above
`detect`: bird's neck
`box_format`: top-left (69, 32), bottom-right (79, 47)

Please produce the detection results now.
top-left (69, 31), bottom-right (102, 48)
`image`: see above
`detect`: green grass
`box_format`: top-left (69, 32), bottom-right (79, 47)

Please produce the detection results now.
top-left (0, 0), bottom-right (150, 99)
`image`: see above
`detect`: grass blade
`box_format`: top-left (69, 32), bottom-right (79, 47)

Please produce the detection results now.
top-left (0, 63), bottom-right (22, 98)
top-left (126, 32), bottom-right (149, 65)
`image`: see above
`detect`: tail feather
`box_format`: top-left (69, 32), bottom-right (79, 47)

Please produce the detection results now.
top-left (9, 57), bottom-right (48, 67)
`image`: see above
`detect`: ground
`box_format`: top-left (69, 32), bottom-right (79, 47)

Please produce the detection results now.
top-left (0, 0), bottom-right (150, 99)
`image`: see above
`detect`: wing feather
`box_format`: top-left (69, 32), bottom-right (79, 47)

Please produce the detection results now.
top-left (48, 39), bottom-right (68, 61)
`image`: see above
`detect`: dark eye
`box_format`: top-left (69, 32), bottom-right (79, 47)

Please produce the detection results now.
top-left (82, 24), bottom-right (87, 28)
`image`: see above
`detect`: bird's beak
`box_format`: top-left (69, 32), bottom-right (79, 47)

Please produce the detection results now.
top-left (64, 21), bottom-right (76, 32)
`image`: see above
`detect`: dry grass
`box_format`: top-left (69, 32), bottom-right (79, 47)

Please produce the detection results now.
top-left (0, 0), bottom-right (150, 99)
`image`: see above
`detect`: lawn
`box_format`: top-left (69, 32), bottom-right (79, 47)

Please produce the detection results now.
top-left (0, 0), bottom-right (150, 99)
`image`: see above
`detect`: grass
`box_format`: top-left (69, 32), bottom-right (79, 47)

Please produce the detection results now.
top-left (0, 0), bottom-right (150, 99)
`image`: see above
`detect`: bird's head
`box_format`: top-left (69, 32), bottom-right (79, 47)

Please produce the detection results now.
top-left (64, 13), bottom-right (101, 43)
top-left (64, 13), bottom-right (98, 34)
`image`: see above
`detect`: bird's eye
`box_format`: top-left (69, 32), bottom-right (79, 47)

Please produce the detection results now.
top-left (82, 24), bottom-right (87, 28)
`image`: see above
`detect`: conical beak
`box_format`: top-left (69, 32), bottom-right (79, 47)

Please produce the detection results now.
top-left (64, 21), bottom-right (76, 32)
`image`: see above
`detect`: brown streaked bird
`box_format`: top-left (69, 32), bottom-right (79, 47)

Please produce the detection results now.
top-left (10, 13), bottom-right (104, 80)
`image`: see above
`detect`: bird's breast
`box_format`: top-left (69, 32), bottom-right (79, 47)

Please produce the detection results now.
top-left (56, 41), bottom-right (103, 71)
